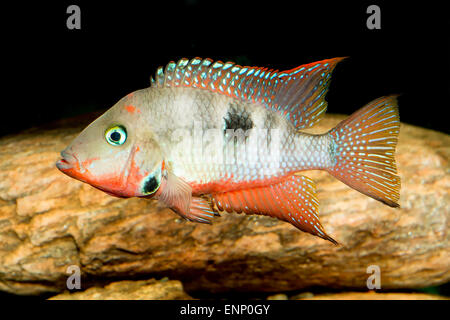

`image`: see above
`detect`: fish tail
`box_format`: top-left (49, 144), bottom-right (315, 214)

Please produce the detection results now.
top-left (327, 95), bottom-right (401, 207)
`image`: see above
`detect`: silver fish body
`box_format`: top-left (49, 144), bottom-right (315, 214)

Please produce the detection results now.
top-left (135, 87), bottom-right (334, 192)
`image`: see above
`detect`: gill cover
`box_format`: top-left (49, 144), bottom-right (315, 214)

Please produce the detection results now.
top-left (141, 163), bottom-right (162, 196)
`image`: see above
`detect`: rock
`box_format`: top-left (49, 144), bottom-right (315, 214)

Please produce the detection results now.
top-left (266, 293), bottom-right (288, 300)
top-left (296, 291), bottom-right (448, 300)
top-left (0, 112), bottom-right (448, 295)
top-left (289, 292), bottom-right (315, 299)
top-left (49, 278), bottom-right (192, 300)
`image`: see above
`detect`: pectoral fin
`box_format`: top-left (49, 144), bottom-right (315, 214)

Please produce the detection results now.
top-left (157, 170), bottom-right (192, 218)
top-left (157, 170), bottom-right (217, 224)
top-left (212, 174), bottom-right (338, 244)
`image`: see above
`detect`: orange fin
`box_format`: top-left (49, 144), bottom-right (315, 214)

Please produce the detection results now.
top-left (178, 196), bottom-right (217, 224)
top-left (212, 175), bottom-right (337, 244)
top-left (328, 95), bottom-right (401, 207)
top-left (151, 57), bottom-right (345, 129)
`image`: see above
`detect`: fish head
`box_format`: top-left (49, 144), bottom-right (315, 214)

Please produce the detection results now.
top-left (56, 89), bottom-right (164, 198)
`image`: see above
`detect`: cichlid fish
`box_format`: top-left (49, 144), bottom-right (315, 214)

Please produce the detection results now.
top-left (56, 57), bottom-right (401, 244)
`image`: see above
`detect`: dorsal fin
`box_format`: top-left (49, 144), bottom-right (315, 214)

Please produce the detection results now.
top-left (151, 57), bottom-right (345, 129)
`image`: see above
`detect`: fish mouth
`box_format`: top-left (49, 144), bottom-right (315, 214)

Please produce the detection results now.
top-left (56, 150), bottom-right (77, 171)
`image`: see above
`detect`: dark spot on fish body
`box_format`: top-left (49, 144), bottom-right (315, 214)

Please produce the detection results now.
top-left (223, 102), bottom-right (254, 133)
top-left (143, 175), bottom-right (159, 194)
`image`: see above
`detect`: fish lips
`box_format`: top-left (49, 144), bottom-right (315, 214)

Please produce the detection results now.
top-left (56, 150), bottom-right (77, 171)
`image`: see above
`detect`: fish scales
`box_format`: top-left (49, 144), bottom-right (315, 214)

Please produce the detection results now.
top-left (143, 87), bottom-right (334, 190)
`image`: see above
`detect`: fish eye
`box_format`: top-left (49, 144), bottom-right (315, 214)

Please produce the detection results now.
top-left (105, 125), bottom-right (127, 146)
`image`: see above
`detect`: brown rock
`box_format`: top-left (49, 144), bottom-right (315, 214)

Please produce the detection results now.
top-left (0, 113), bottom-right (448, 295)
top-left (49, 278), bottom-right (192, 300)
top-left (266, 293), bottom-right (288, 300)
top-left (296, 291), bottom-right (448, 300)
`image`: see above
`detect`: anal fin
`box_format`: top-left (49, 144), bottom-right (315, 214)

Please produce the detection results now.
top-left (212, 175), bottom-right (337, 244)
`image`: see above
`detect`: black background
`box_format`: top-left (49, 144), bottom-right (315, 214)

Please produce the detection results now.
top-left (0, 299), bottom-right (447, 318)
top-left (3, 0), bottom-right (448, 137)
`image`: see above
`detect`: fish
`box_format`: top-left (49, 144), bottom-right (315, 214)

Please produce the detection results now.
top-left (56, 57), bottom-right (401, 245)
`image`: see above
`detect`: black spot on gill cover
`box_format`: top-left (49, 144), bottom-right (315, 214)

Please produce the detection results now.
top-left (223, 103), bottom-right (254, 132)
top-left (143, 175), bottom-right (159, 195)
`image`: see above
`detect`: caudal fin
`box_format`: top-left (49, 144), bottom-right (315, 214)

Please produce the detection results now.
top-left (327, 96), bottom-right (401, 207)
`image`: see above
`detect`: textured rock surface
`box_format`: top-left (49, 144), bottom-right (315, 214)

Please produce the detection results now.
top-left (297, 291), bottom-right (448, 300)
top-left (49, 278), bottom-right (192, 300)
top-left (0, 112), bottom-right (448, 295)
